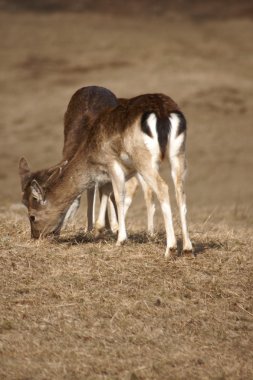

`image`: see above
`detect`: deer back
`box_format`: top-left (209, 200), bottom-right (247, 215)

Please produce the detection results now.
top-left (63, 86), bottom-right (118, 160)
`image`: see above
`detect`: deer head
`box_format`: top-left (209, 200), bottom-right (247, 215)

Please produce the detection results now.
top-left (18, 157), bottom-right (69, 239)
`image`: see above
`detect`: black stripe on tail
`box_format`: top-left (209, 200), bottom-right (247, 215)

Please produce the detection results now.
top-left (157, 111), bottom-right (187, 159)
top-left (141, 111), bottom-right (187, 160)
top-left (141, 111), bottom-right (170, 160)
top-left (156, 116), bottom-right (171, 159)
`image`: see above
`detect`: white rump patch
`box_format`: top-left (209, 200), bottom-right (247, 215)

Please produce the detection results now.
top-left (169, 113), bottom-right (185, 157)
top-left (142, 113), bottom-right (160, 167)
top-left (146, 112), bottom-right (157, 137)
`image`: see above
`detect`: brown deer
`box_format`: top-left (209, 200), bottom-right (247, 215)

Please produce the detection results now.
top-left (19, 86), bottom-right (155, 237)
top-left (19, 90), bottom-right (192, 256)
top-left (19, 86), bottom-right (117, 234)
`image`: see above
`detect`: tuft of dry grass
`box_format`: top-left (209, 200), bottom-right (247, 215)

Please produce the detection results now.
top-left (0, 206), bottom-right (252, 380)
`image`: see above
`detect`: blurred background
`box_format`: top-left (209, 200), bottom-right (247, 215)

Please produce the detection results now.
top-left (0, 0), bottom-right (252, 225)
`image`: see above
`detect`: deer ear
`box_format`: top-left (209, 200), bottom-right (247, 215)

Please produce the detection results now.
top-left (31, 179), bottom-right (45, 204)
top-left (47, 160), bottom-right (68, 175)
top-left (46, 161), bottom-right (67, 187)
top-left (19, 157), bottom-right (31, 191)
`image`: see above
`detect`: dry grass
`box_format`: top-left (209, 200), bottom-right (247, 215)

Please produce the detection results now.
top-left (0, 205), bottom-right (253, 380)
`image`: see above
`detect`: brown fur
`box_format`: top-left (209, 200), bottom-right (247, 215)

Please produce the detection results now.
top-left (63, 86), bottom-right (118, 159)
top-left (20, 86), bottom-right (118, 191)
top-left (85, 93), bottom-right (179, 149)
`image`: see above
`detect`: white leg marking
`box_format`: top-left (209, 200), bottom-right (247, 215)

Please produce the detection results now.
top-left (110, 161), bottom-right (127, 245)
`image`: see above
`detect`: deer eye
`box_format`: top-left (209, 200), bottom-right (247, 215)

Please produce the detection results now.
top-left (29, 215), bottom-right (36, 223)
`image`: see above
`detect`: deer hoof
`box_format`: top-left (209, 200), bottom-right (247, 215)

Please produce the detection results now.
top-left (164, 246), bottom-right (177, 259)
top-left (182, 248), bottom-right (195, 258)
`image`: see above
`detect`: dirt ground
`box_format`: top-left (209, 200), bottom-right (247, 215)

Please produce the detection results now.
top-left (0, 2), bottom-right (253, 379)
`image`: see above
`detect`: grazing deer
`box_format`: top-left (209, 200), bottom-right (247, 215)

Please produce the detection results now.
top-left (19, 86), bottom-right (117, 235)
top-left (19, 91), bottom-right (192, 256)
top-left (19, 86), bottom-right (155, 238)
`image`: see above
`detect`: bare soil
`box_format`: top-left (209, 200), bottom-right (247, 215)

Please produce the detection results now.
top-left (0, 4), bottom-right (253, 379)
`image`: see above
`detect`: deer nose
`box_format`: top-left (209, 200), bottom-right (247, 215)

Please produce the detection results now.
top-left (31, 228), bottom-right (40, 239)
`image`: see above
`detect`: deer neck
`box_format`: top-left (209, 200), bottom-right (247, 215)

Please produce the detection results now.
top-left (48, 154), bottom-right (94, 211)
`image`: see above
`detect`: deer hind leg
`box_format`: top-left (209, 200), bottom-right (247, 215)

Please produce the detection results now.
top-left (170, 152), bottom-right (192, 252)
top-left (135, 163), bottom-right (176, 257)
top-left (169, 115), bottom-right (192, 253)
top-left (137, 173), bottom-right (155, 236)
top-left (108, 193), bottom-right (119, 233)
top-left (124, 176), bottom-right (138, 216)
top-left (87, 186), bottom-right (96, 231)
top-left (108, 161), bottom-right (127, 245)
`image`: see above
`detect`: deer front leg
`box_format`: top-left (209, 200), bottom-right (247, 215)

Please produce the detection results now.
top-left (87, 187), bottom-right (96, 231)
top-left (95, 183), bottom-right (117, 233)
top-left (109, 162), bottom-right (127, 245)
top-left (62, 195), bottom-right (81, 228)
top-left (94, 189), bottom-right (109, 233)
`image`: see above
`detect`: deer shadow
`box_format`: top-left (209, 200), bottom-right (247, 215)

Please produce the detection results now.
top-left (57, 230), bottom-right (115, 245)
top-left (57, 230), bottom-right (223, 257)
top-left (57, 230), bottom-right (153, 246)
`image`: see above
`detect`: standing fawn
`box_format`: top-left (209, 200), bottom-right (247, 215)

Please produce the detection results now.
top-left (19, 86), bottom-right (155, 237)
top-left (19, 91), bottom-right (192, 256)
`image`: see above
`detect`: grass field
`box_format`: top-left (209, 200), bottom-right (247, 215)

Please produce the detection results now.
top-left (1, 206), bottom-right (253, 379)
top-left (0, 2), bottom-right (253, 379)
